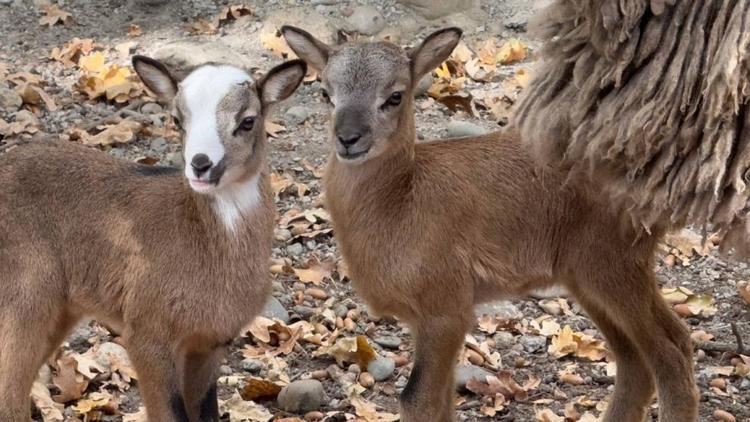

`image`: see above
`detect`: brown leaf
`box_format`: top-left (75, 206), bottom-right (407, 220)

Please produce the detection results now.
top-left (216, 4), bottom-right (253, 25)
top-left (31, 382), bottom-right (64, 422)
top-left (737, 281), bottom-right (750, 306)
top-left (39, 5), bottom-right (73, 27)
top-left (127, 24), bottom-right (142, 37)
top-left (466, 371), bottom-right (536, 401)
top-left (240, 378), bottom-right (282, 401)
top-left (185, 18), bottom-right (218, 35)
top-left (18, 84), bottom-right (57, 111)
top-left (81, 120), bottom-right (143, 146)
top-left (50, 38), bottom-right (97, 67)
top-left (265, 120), bottom-right (286, 138)
top-left (435, 94), bottom-right (474, 116)
top-left (52, 356), bottom-right (88, 403)
top-left (293, 260), bottom-right (336, 285)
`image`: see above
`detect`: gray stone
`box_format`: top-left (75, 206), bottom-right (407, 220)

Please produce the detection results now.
top-left (293, 305), bottom-right (315, 319)
top-left (397, 0), bottom-right (476, 19)
top-left (286, 243), bottom-right (304, 256)
top-left (474, 301), bottom-right (520, 320)
top-left (109, 148), bottom-right (126, 159)
top-left (153, 40), bottom-right (256, 77)
top-left (220, 365), bottom-right (233, 376)
top-left (95, 342), bottom-right (131, 370)
top-left (285, 105), bottom-right (310, 126)
top-left (0, 0), bottom-right (13, 6)
top-left (277, 379), bottom-right (325, 412)
top-left (414, 74), bottom-right (433, 97)
top-left (455, 364), bottom-right (493, 390)
top-left (0, 86), bottom-right (22, 111)
top-left (261, 296), bottom-right (290, 323)
top-left (333, 303), bottom-right (349, 318)
top-left (14, 109), bottom-right (39, 125)
top-left (492, 331), bottom-right (516, 349)
top-left (373, 335), bottom-right (401, 350)
top-left (141, 102), bottom-right (163, 115)
top-left (519, 335), bottom-right (547, 353)
top-left (312, 0), bottom-right (338, 4)
top-left (241, 358), bottom-right (263, 374)
top-left (166, 151), bottom-right (184, 166)
top-left (447, 120), bottom-right (489, 138)
top-left (276, 228), bottom-right (292, 242)
top-left (345, 5), bottom-right (386, 35)
top-left (367, 357), bottom-right (395, 381)
top-left (151, 137), bottom-right (168, 153)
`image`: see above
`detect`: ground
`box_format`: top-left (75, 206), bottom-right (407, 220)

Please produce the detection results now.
top-left (1, 0), bottom-right (749, 421)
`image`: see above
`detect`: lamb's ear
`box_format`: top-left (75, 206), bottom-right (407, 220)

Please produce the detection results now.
top-left (259, 60), bottom-right (307, 106)
top-left (280, 25), bottom-right (331, 73)
top-left (132, 55), bottom-right (178, 102)
top-left (409, 27), bottom-right (463, 80)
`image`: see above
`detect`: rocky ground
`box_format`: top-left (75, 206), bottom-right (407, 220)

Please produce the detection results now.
top-left (1, 0), bottom-right (749, 421)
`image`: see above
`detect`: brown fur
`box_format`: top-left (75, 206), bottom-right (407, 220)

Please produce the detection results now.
top-left (283, 26), bottom-right (699, 422)
top-left (515, 0), bottom-right (750, 255)
top-left (0, 58), bottom-right (306, 422)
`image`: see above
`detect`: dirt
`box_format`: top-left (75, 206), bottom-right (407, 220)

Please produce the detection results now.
top-left (1, 1), bottom-right (749, 421)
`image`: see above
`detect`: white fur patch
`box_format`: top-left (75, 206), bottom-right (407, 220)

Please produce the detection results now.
top-left (213, 174), bottom-right (261, 233)
top-left (180, 65), bottom-right (251, 181)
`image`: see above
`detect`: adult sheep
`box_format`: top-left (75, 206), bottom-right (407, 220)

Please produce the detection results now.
top-left (515, 0), bottom-right (750, 253)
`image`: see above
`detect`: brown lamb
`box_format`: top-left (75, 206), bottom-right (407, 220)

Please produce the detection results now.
top-left (282, 25), bottom-right (698, 422)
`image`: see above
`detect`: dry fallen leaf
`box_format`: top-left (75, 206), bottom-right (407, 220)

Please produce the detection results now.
top-left (185, 18), bottom-right (218, 35)
top-left (260, 27), bottom-right (297, 59)
top-left (536, 408), bottom-right (565, 422)
top-left (548, 325), bottom-right (607, 361)
top-left (78, 120), bottom-right (143, 146)
top-left (241, 378), bottom-right (283, 401)
top-left (497, 39), bottom-right (527, 64)
top-left (31, 381), bottom-right (64, 422)
top-left (350, 396), bottom-right (400, 422)
top-left (293, 260), bottom-right (336, 285)
top-left (466, 371), bottom-right (538, 401)
top-left (216, 4), bottom-right (253, 25)
top-left (737, 281), bottom-right (750, 306)
top-left (39, 5), bottom-right (73, 27)
top-left (77, 60), bottom-right (143, 103)
top-left (52, 356), bottom-right (88, 403)
top-left (127, 24), bottom-right (142, 37)
top-left (220, 392), bottom-right (273, 422)
top-left (50, 38), bottom-right (97, 67)
top-left (313, 335), bottom-right (376, 368)
top-left (265, 120), bottom-right (286, 138)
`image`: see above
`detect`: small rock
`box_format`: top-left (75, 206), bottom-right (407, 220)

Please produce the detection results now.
top-left (219, 365), bottom-right (233, 376)
top-left (447, 120), bottom-right (489, 138)
top-left (455, 364), bottom-right (493, 390)
top-left (277, 379), bottom-right (326, 413)
top-left (94, 342), bottom-right (131, 370)
top-left (713, 409), bottom-right (736, 422)
top-left (493, 331), bottom-right (515, 349)
top-left (286, 243), bottom-right (304, 256)
top-left (304, 410), bottom-right (326, 421)
top-left (520, 335), bottom-right (547, 353)
top-left (359, 372), bottom-right (375, 388)
top-left (373, 335), bottom-right (401, 350)
top-left (261, 296), bottom-right (290, 323)
top-left (293, 305), bottom-right (315, 319)
top-left (474, 301), bottom-right (520, 320)
top-left (306, 288), bottom-right (328, 300)
top-left (141, 102), bottom-right (163, 115)
top-left (150, 137), bottom-right (168, 153)
top-left (367, 357), bottom-right (395, 381)
top-left (311, 0), bottom-right (338, 4)
top-left (241, 359), bottom-right (263, 374)
top-left (285, 105), bottom-right (310, 126)
top-left (276, 228), bottom-right (292, 242)
top-left (14, 110), bottom-right (39, 125)
top-left (109, 148), bottom-right (126, 159)
top-left (346, 5), bottom-right (386, 35)
top-left (539, 300), bottom-right (562, 316)
top-left (333, 303), bottom-right (349, 318)
top-left (414, 74), bottom-right (433, 97)
top-left (0, 86), bottom-right (22, 111)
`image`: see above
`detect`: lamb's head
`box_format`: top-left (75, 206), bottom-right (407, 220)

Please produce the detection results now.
top-left (133, 56), bottom-right (306, 193)
top-left (281, 26), bottom-right (462, 164)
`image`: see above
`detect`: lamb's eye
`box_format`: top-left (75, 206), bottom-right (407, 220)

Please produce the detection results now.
top-left (239, 117), bottom-right (255, 131)
top-left (385, 91), bottom-right (403, 107)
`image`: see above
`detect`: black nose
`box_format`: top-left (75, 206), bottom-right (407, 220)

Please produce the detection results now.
top-left (337, 132), bottom-right (362, 147)
top-left (191, 153), bottom-right (213, 177)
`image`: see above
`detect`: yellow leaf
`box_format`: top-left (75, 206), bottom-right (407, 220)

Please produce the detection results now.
top-left (497, 39), bottom-right (527, 64)
top-left (450, 41), bottom-right (474, 63)
top-left (477, 39), bottom-right (497, 65)
top-left (434, 61), bottom-right (452, 80)
top-left (79, 52), bottom-right (106, 73)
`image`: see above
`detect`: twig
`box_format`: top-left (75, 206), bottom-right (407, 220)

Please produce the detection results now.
top-left (695, 325), bottom-right (748, 355)
top-left (731, 322), bottom-right (748, 355)
top-left (81, 99), bottom-right (144, 132)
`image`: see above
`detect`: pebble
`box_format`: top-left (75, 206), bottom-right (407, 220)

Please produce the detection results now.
top-left (285, 105), bottom-right (310, 126)
top-left (241, 358), bottom-right (263, 374)
top-left (714, 409), bottom-right (736, 422)
top-left (359, 372), bottom-right (375, 388)
top-left (455, 364), bottom-right (494, 390)
top-left (141, 102), bottom-right (163, 115)
top-left (333, 303), bottom-right (349, 318)
top-left (306, 287), bottom-right (328, 300)
top-left (474, 300), bottom-right (520, 320)
top-left (493, 331), bottom-right (515, 348)
top-left (373, 335), bottom-right (401, 350)
top-left (276, 228), bottom-right (292, 242)
top-left (346, 5), bottom-right (386, 35)
top-left (277, 379), bottom-right (326, 413)
top-left (311, 0), bottom-right (338, 4)
top-left (261, 296), bottom-right (290, 323)
top-left (539, 300), bottom-right (563, 316)
top-left (447, 120), bottom-right (489, 138)
top-left (219, 365), bottom-right (233, 376)
top-left (520, 335), bottom-right (547, 353)
top-left (304, 410), bottom-right (326, 421)
top-left (0, 86), bottom-right (22, 111)
top-left (293, 305), bottom-right (315, 319)
top-left (166, 151), bottom-right (183, 166)
top-left (414, 74), bottom-right (433, 97)
top-left (14, 109), bottom-right (38, 125)
top-left (286, 243), bottom-right (305, 256)
top-left (367, 357), bottom-right (395, 381)
top-left (109, 148), bottom-right (126, 159)
top-left (151, 137), bottom-right (168, 153)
